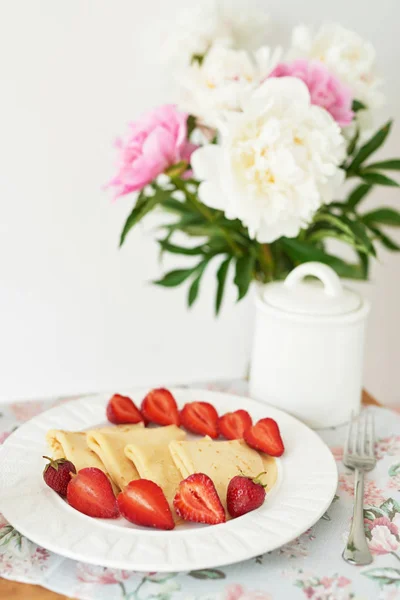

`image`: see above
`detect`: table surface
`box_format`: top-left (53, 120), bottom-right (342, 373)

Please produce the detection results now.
top-left (0, 385), bottom-right (391, 600)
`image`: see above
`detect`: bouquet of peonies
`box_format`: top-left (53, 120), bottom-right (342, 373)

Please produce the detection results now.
top-left (108, 0), bottom-right (400, 314)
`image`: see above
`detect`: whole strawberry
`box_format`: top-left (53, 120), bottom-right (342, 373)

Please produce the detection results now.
top-left (43, 456), bottom-right (76, 496)
top-left (227, 474), bottom-right (266, 518)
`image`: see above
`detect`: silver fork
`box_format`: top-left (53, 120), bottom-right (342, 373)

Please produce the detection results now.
top-left (342, 410), bottom-right (376, 566)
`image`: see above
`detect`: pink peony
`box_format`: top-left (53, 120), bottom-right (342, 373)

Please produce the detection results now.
top-left (224, 583), bottom-right (272, 600)
top-left (369, 525), bottom-right (399, 555)
top-left (77, 564), bottom-right (132, 585)
top-left (108, 104), bottom-right (197, 198)
top-left (365, 516), bottom-right (399, 555)
top-left (269, 59), bottom-right (354, 127)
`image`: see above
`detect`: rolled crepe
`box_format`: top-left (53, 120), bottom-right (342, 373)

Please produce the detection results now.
top-left (86, 423), bottom-right (146, 490)
top-left (169, 438), bottom-right (275, 512)
top-left (124, 425), bottom-right (186, 510)
top-left (46, 427), bottom-right (129, 494)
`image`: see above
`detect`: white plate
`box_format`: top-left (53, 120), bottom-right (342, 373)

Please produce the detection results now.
top-left (0, 388), bottom-right (337, 572)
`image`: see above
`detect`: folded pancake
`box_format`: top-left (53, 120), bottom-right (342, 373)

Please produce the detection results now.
top-left (169, 438), bottom-right (276, 512)
top-left (124, 425), bottom-right (186, 511)
top-left (86, 423), bottom-right (147, 490)
top-left (46, 428), bottom-right (119, 494)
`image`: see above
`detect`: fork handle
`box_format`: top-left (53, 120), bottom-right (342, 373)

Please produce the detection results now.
top-left (342, 468), bottom-right (373, 566)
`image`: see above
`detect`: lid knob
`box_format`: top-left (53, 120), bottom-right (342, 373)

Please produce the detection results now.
top-left (284, 262), bottom-right (343, 298)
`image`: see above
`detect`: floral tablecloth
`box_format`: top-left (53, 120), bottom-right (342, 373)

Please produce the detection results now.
top-left (1, 380), bottom-right (400, 600)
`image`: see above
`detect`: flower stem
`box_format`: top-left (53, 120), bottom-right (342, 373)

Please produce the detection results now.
top-left (171, 176), bottom-right (242, 256)
top-left (257, 243), bottom-right (274, 282)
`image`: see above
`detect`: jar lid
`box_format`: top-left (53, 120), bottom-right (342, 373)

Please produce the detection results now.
top-left (262, 262), bottom-right (361, 316)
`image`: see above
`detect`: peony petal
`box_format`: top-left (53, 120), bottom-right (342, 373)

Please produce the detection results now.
top-left (198, 181), bottom-right (226, 211)
top-left (244, 76), bottom-right (311, 114)
top-left (191, 145), bottom-right (222, 182)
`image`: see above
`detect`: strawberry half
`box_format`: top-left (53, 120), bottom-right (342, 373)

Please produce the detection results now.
top-left (227, 475), bottom-right (266, 518)
top-left (106, 394), bottom-right (143, 425)
top-left (218, 409), bottom-right (252, 440)
top-left (141, 388), bottom-right (180, 426)
top-left (180, 402), bottom-right (219, 438)
top-left (43, 456), bottom-right (76, 496)
top-left (117, 479), bottom-right (175, 530)
top-left (67, 467), bottom-right (119, 519)
top-left (173, 473), bottom-right (226, 525)
top-left (244, 418), bottom-right (284, 457)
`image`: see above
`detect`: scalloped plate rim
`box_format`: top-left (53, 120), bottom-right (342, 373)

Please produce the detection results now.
top-left (0, 388), bottom-right (338, 571)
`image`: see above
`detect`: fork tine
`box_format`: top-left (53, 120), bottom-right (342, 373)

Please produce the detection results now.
top-left (366, 412), bottom-right (375, 458)
top-left (360, 410), bottom-right (367, 455)
top-left (352, 411), bottom-right (360, 455)
top-left (344, 412), bottom-right (354, 456)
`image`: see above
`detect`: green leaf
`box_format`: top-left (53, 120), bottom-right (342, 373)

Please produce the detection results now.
top-left (364, 508), bottom-right (381, 521)
top-left (162, 197), bottom-right (191, 214)
top-left (340, 215), bottom-right (376, 257)
top-left (306, 229), bottom-right (363, 251)
top-left (215, 256), bottom-right (231, 315)
top-left (313, 212), bottom-right (355, 238)
top-left (280, 238), bottom-right (366, 279)
top-left (120, 189), bottom-right (166, 246)
top-left (352, 99), bottom-right (367, 112)
top-left (348, 120), bottom-right (392, 172)
top-left (347, 127), bottom-right (360, 156)
top-left (389, 463), bottom-right (400, 477)
top-left (361, 172), bottom-right (400, 187)
top-left (159, 240), bottom-right (205, 256)
top-left (358, 251), bottom-right (370, 278)
top-left (153, 267), bottom-right (198, 287)
top-left (187, 114), bottom-right (197, 137)
top-left (379, 498), bottom-right (400, 520)
top-left (362, 208), bottom-right (400, 227)
top-left (365, 159), bottom-right (400, 171)
top-left (347, 183), bottom-right (372, 209)
top-left (368, 226), bottom-right (400, 251)
top-left (187, 261), bottom-right (209, 307)
top-left (363, 567), bottom-right (400, 586)
top-left (188, 569), bottom-right (226, 580)
top-left (234, 254), bottom-right (255, 301)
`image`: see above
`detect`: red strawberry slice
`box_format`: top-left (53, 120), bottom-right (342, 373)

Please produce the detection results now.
top-left (43, 456), bottom-right (76, 496)
top-left (174, 473), bottom-right (226, 525)
top-left (106, 394), bottom-right (143, 425)
top-left (244, 418), bottom-right (284, 457)
top-left (141, 388), bottom-right (180, 426)
top-left (67, 467), bottom-right (119, 519)
top-left (117, 479), bottom-right (175, 530)
top-left (180, 402), bottom-right (219, 438)
top-left (218, 409), bottom-right (252, 440)
top-left (227, 475), bottom-right (266, 518)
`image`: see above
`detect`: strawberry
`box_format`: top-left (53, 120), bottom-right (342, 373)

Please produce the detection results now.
top-left (218, 409), bottom-right (252, 440)
top-left (244, 418), bottom-right (284, 457)
top-left (173, 473), bottom-right (226, 525)
top-left (117, 479), bottom-right (175, 530)
top-left (43, 456), bottom-right (76, 496)
top-left (180, 402), bottom-right (219, 438)
top-left (141, 388), bottom-right (180, 426)
top-left (67, 467), bottom-right (119, 519)
top-left (106, 394), bottom-right (143, 425)
top-left (227, 474), bottom-right (266, 518)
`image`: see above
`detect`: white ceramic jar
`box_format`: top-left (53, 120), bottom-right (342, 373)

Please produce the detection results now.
top-left (249, 262), bottom-right (370, 429)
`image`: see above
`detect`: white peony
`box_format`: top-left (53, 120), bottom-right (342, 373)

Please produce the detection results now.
top-left (164, 0), bottom-right (269, 67)
top-left (192, 77), bottom-right (346, 243)
top-left (178, 44), bottom-right (281, 128)
top-left (289, 23), bottom-right (384, 111)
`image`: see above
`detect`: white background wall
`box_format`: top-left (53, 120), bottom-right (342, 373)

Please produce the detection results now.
top-left (0, 0), bottom-right (399, 405)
